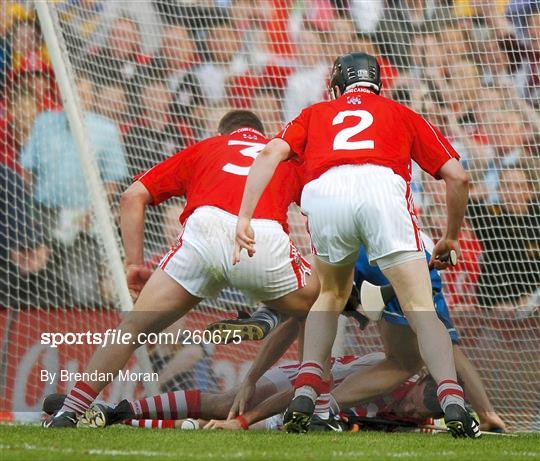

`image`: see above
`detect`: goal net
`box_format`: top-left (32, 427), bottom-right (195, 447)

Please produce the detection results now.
top-left (0, 0), bottom-right (538, 430)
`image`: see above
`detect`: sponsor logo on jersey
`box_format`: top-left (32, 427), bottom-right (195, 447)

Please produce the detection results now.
top-left (346, 96), bottom-right (362, 105)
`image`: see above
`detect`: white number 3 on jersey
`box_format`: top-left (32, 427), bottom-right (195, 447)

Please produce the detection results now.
top-left (333, 110), bottom-right (374, 151)
top-left (222, 140), bottom-right (266, 176)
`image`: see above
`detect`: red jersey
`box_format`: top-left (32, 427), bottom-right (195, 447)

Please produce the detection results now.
top-left (137, 127), bottom-right (303, 231)
top-left (345, 374), bottom-right (426, 425)
top-left (277, 87), bottom-right (459, 183)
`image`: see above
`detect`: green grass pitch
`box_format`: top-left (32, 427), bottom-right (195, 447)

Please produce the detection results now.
top-left (1, 425), bottom-right (539, 461)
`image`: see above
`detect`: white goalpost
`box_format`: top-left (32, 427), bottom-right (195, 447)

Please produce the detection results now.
top-left (34, 2), bottom-right (132, 313)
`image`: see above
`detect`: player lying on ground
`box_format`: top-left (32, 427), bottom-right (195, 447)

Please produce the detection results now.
top-left (75, 237), bottom-right (504, 434)
top-left (43, 110), bottom-right (319, 428)
top-left (42, 318), bottom-right (301, 426)
top-left (219, 232), bottom-right (506, 433)
top-left (202, 364), bottom-right (463, 433)
top-left (42, 346), bottom-right (466, 434)
top-left (235, 52), bottom-right (476, 437)
top-left (341, 233), bottom-right (505, 432)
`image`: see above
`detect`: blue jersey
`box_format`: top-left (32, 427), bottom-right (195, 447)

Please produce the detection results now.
top-left (354, 242), bottom-right (458, 343)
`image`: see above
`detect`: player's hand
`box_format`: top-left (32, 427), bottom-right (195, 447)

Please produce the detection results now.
top-left (126, 264), bottom-right (153, 300)
top-left (429, 239), bottom-right (460, 270)
top-left (478, 412), bottom-right (507, 433)
top-left (227, 379), bottom-right (256, 419)
top-left (233, 217), bottom-right (255, 265)
top-left (203, 419), bottom-right (242, 430)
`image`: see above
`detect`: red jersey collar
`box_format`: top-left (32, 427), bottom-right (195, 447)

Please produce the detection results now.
top-left (230, 127), bottom-right (265, 138)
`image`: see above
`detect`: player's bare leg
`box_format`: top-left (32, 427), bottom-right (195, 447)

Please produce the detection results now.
top-left (381, 258), bottom-right (455, 383)
top-left (83, 270), bottom-right (201, 382)
top-left (381, 257), bottom-right (480, 438)
top-left (298, 260), bottom-right (354, 372)
top-left (44, 269), bottom-right (202, 428)
top-left (264, 271), bottom-right (320, 317)
top-left (284, 259), bottom-right (354, 433)
top-left (207, 272), bottom-right (319, 343)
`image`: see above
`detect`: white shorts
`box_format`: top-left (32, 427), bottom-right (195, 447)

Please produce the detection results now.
top-left (262, 361), bottom-right (299, 393)
top-left (301, 164), bottom-right (422, 266)
top-left (159, 206), bottom-right (310, 303)
top-left (261, 352), bottom-right (387, 393)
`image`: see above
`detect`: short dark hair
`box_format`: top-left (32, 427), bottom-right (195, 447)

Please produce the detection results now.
top-left (217, 110), bottom-right (265, 135)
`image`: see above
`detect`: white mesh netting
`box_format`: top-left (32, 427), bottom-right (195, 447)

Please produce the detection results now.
top-left (0, 1), bottom-right (538, 430)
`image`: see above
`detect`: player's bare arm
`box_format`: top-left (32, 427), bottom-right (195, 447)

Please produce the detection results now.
top-left (430, 159), bottom-right (469, 270)
top-left (452, 346), bottom-right (506, 432)
top-left (206, 389), bottom-right (294, 430)
top-left (234, 138), bottom-right (291, 264)
top-left (229, 318), bottom-right (300, 419)
top-left (242, 388), bottom-right (292, 427)
top-left (120, 181), bottom-right (154, 298)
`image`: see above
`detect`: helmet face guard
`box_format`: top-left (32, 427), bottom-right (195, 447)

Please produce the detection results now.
top-left (329, 52), bottom-right (382, 98)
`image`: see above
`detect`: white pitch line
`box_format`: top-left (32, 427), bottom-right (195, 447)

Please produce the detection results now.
top-left (0, 444), bottom-right (255, 460)
top-left (0, 443), bottom-right (175, 458)
top-left (2, 444), bottom-right (537, 460)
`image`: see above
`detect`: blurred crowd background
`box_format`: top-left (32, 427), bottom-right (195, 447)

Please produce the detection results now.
top-left (0, 0), bottom-right (539, 313)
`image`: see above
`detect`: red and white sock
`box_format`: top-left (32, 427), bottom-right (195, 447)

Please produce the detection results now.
top-left (293, 361), bottom-right (324, 403)
top-left (314, 380), bottom-right (332, 419)
top-left (314, 393), bottom-right (331, 419)
top-left (129, 389), bottom-right (201, 420)
top-left (124, 419), bottom-right (176, 429)
top-left (61, 381), bottom-right (98, 414)
top-left (437, 379), bottom-right (465, 412)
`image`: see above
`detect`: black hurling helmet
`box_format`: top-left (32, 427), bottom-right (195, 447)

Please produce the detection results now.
top-left (329, 52), bottom-right (382, 98)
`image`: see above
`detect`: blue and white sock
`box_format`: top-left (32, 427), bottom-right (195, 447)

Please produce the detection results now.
top-left (251, 307), bottom-right (280, 330)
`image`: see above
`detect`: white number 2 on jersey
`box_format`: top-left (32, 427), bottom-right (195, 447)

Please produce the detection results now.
top-left (222, 140), bottom-right (266, 176)
top-left (332, 110), bottom-right (374, 151)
